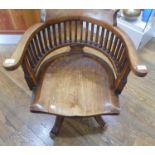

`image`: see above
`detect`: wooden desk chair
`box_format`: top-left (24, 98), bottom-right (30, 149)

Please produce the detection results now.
top-left (3, 10), bottom-right (147, 137)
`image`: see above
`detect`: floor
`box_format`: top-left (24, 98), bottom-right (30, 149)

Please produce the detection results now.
top-left (0, 39), bottom-right (155, 145)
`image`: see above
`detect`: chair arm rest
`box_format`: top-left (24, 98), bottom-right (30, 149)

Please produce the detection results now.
top-left (3, 23), bottom-right (44, 71)
top-left (115, 27), bottom-right (148, 77)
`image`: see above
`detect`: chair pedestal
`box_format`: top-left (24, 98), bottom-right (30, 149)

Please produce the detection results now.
top-left (50, 116), bottom-right (64, 137)
top-left (50, 115), bottom-right (105, 137)
top-left (94, 116), bottom-right (105, 128)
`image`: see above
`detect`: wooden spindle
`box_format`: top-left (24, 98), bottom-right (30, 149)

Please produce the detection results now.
top-left (38, 31), bottom-right (45, 54)
top-left (52, 24), bottom-right (57, 46)
top-left (121, 56), bottom-right (127, 70)
top-left (90, 23), bottom-right (94, 43)
top-left (26, 50), bottom-right (35, 69)
top-left (113, 39), bottom-right (121, 59)
top-left (22, 58), bottom-right (35, 90)
top-left (116, 44), bottom-right (124, 62)
top-left (58, 23), bottom-right (62, 44)
top-left (25, 56), bottom-right (36, 80)
top-left (107, 32), bottom-right (114, 52)
top-left (69, 20), bottom-right (72, 42)
top-left (75, 20), bottom-right (78, 42)
top-left (34, 35), bottom-right (42, 58)
top-left (31, 40), bottom-right (39, 61)
top-left (28, 44), bottom-right (37, 65)
top-left (64, 21), bottom-right (67, 43)
top-left (42, 29), bottom-right (48, 51)
top-left (28, 43), bottom-right (37, 64)
top-left (103, 29), bottom-right (109, 49)
top-left (111, 36), bottom-right (118, 57)
top-left (95, 25), bottom-right (100, 45)
top-left (118, 47), bottom-right (125, 63)
top-left (80, 20), bottom-right (83, 42)
top-left (99, 27), bottom-right (104, 48)
top-left (118, 53), bottom-right (127, 72)
top-left (121, 49), bottom-right (127, 63)
top-left (24, 56), bottom-right (34, 75)
top-left (47, 26), bottom-right (53, 48)
top-left (85, 22), bottom-right (89, 43)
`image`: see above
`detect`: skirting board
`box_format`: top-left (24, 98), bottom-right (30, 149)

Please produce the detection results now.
top-left (0, 34), bottom-right (22, 44)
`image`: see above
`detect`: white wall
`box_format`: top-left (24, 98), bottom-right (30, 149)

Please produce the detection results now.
top-left (0, 34), bottom-right (22, 44)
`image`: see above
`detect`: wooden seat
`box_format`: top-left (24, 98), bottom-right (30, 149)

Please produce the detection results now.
top-left (3, 11), bottom-right (148, 137)
top-left (30, 53), bottom-right (119, 116)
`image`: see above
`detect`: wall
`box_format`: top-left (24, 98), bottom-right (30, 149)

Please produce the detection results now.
top-left (0, 9), bottom-right (40, 34)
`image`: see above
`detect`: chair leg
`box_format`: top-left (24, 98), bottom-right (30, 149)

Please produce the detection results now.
top-left (50, 116), bottom-right (64, 137)
top-left (94, 115), bottom-right (105, 128)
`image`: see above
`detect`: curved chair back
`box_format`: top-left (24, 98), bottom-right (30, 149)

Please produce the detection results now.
top-left (21, 16), bottom-right (130, 93)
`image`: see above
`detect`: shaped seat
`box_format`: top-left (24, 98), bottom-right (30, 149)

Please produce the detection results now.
top-left (30, 53), bottom-right (119, 116)
top-left (3, 11), bottom-right (147, 137)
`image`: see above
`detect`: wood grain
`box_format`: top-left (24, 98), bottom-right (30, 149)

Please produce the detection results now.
top-left (31, 53), bottom-right (119, 116)
top-left (0, 9), bottom-right (40, 34)
top-left (0, 38), bottom-right (155, 145)
top-left (3, 15), bottom-right (146, 96)
top-left (2, 14), bottom-right (148, 136)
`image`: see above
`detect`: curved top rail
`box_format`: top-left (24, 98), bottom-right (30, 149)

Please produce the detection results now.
top-left (3, 15), bottom-right (128, 71)
top-left (4, 15), bottom-right (135, 92)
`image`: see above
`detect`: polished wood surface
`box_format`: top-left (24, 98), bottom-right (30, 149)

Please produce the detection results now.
top-left (0, 9), bottom-right (40, 34)
top-left (50, 116), bottom-right (64, 137)
top-left (3, 15), bottom-right (147, 136)
top-left (0, 38), bottom-right (154, 145)
top-left (31, 53), bottom-right (119, 116)
top-left (3, 16), bottom-right (147, 93)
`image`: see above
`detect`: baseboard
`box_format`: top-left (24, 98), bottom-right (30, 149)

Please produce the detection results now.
top-left (0, 30), bottom-right (25, 34)
top-left (0, 34), bottom-right (22, 44)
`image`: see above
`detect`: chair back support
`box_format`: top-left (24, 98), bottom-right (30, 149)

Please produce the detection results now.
top-left (21, 16), bottom-right (130, 93)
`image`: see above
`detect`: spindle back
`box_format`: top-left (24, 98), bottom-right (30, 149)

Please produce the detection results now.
top-left (21, 16), bottom-right (130, 93)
